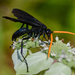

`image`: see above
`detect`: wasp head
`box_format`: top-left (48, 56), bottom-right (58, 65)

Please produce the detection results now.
top-left (46, 29), bottom-right (53, 39)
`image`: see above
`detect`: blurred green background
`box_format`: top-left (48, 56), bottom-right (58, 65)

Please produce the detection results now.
top-left (0, 0), bottom-right (75, 75)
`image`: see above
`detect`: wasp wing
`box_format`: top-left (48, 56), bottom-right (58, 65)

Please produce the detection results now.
top-left (3, 16), bottom-right (41, 27)
top-left (12, 9), bottom-right (45, 27)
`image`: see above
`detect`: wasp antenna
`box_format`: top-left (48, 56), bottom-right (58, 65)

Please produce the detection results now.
top-left (48, 34), bottom-right (53, 58)
top-left (53, 31), bottom-right (75, 35)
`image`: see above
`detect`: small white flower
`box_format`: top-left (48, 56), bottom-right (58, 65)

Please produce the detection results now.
top-left (68, 49), bottom-right (72, 52)
top-left (40, 46), bottom-right (48, 51)
top-left (18, 39), bottom-right (22, 42)
top-left (40, 43), bottom-right (46, 47)
top-left (73, 48), bottom-right (75, 51)
top-left (12, 46), bottom-right (15, 49)
top-left (13, 41), bottom-right (17, 46)
top-left (39, 40), bottom-right (42, 43)
top-left (59, 54), bottom-right (67, 59)
top-left (64, 54), bottom-right (68, 58)
top-left (48, 40), bottom-right (50, 43)
top-left (51, 52), bottom-right (57, 56)
top-left (43, 41), bottom-right (48, 43)
top-left (44, 47), bottom-right (48, 50)
top-left (59, 54), bottom-right (65, 58)
top-left (24, 43), bottom-right (26, 45)
top-left (55, 36), bottom-right (59, 41)
top-left (72, 51), bottom-right (75, 55)
top-left (40, 48), bottom-right (44, 51)
top-left (67, 42), bottom-right (70, 46)
top-left (29, 38), bottom-right (31, 40)
top-left (58, 58), bottom-right (62, 62)
top-left (66, 58), bottom-right (71, 62)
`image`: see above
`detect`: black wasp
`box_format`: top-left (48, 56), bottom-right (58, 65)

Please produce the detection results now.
top-left (3, 9), bottom-right (53, 72)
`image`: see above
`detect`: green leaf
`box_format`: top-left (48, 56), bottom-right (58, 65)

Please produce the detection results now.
top-left (12, 50), bottom-right (53, 74)
top-left (44, 62), bottom-right (71, 75)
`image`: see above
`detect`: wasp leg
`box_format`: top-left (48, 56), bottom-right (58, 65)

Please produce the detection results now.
top-left (42, 33), bottom-right (48, 41)
top-left (21, 39), bottom-right (28, 72)
top-left (26, 24), bottom-right (28, 29)
top-left (21, 36), bottom-right (31, 72)
top-left (21, 24), bottom-right (28, 29)
top-left (21, 23), bottom-right (24, 28)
